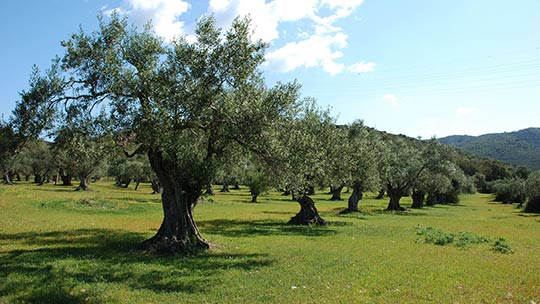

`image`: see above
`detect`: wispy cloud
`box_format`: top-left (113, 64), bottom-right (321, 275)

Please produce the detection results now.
top-left (382, 94), bottom-right (399, 108)
top-left (348, 61), bottom-right (376, 73)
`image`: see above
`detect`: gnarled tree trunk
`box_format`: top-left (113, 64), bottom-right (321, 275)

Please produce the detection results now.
top-left (76, 175), bottom-right (90, 191)
top-left (376, 188), bottom-right (385, 199)
top-left (411, 190), bottom-right (425, 208)
top-left (251, 193), bottom-right (259, 203)
top-left (59, 170), bottom-right (73, 186)
top-left (151, 178), bottom-right (162, 194)
top-left (330, 184), bottom-right (344, 201)
top-left (220, 183), bottom-right (230, 192)
top-left (386, 187), bottom-right (406, 211)
top-left (141, 149), bottom-right (209, 254)
top-left (4, 170), bottom-right (13, 185)
top-left (205, 183), bottom-right (214, 195)
top-left (341, 185), bottom-right (363, 213)
top-left (289, 195), bottom-right (326, 225)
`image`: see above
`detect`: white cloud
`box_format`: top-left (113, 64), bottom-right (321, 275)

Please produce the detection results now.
top-left (348, 61), bottom-right (376, 73)
top-left (208, 0), bottom-right (367, 75)
top-left (265, 32), bottom-right (347, 75)
top-left (382, 94), bottom-right (399, 108)
top-left (456, 107), bottom-right (475, 118)
top-left (208, 0), bottom-right (318, 42)
top-left (107, 0), bottom-right (190, 41)
top-left (108, 0), bottom-right (371, 75)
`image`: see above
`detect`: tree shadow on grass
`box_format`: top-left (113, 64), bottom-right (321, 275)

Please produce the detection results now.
top-left (371, 209), bottom-right (429, 216)
top-left (199, 219), bottom-right (337, 238)
top-left (0, 229), bottom-right (273, 303)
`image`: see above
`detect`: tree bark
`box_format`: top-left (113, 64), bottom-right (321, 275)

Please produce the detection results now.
top-left (288, 195), bottom-right (326, 225)
top-left (205, 183), bottom-right (215, 195)
top-left (75, 175), bottom-right (90, 191)
top-left (34, 174), bottom-right (43, 184)
top-left (232, 181), bottom-right (240, 190)
top-left (251, 193), bottom-right (258, 203)
top-left (376, 189), bottom-right (385, 199)
top-left (411, 190), bottom-right (425, 208)
top-left (341, 185), bottom-right (363, 213)
top-left (330, 184), bottom-right (344, 201)
top-left (151, 178), bottom-right (162, 194)
top-left (4, 170), bottom-right (13, 185)
top-left (59, 170), bottom-right (73, 186)
top-left (386, 187), bottom-right (406, 211)
top-left (141, 149), bottom-right (209, 254)
top-left (135, 181), bottom-right (141, 191)
top-left (220, 183), bottom-right (230, 192)
top-left (306, 185), bottom-right (315, 196)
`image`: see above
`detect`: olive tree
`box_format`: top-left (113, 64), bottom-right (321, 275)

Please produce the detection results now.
top-left (341, 121), bottom-right (384, 213)
top-left (381, 138), bottom-right (449, 211)
top-left (15, 14), bottom-right (305, 254)
top-left (524, 171), bottom-right (540, 213)
top-left (0, 121), bottom-right (19, 184)
top-left (274, 102), bottom-right (337, 225)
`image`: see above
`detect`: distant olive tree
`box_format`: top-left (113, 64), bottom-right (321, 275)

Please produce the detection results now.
top-left (524, 171), bottom-right (540, 213)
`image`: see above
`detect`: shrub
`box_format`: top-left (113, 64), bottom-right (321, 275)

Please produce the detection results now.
top-left (490, 238), bottom-right (514, 254)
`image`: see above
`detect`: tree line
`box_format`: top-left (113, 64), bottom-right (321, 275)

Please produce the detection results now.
top-left (1, 13), bottom-right (538, 254)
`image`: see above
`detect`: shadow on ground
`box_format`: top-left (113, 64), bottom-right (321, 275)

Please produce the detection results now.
top-left (199, 219), bottom-right (338, 237)
top-left (0, 229), bottom-right (273, 303)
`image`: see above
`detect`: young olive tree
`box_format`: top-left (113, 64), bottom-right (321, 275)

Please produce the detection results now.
top-left (15, 14), bottom-right (305, 254)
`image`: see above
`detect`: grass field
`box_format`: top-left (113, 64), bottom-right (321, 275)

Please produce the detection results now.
top-left (1, 182), bottom-right (539, 303)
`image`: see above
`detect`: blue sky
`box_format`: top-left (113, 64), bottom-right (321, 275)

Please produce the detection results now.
top-left (1, 0), bottom-right (539, 138)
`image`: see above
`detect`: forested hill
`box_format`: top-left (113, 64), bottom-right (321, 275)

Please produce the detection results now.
top-left (439, 128), bottom-right (540, 170)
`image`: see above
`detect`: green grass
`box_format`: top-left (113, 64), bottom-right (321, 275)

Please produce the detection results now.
top-left (1, 182), bottom-right (539, 303)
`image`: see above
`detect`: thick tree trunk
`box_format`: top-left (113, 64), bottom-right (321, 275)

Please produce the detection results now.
top-left (34, 174), bottom-right (43, 184)
top-left (24, 175), bottom-right (30, 182)
top-left (205, 183), bottom-right (215, 195)
top-left (232, 181), bottom-right (240, 190)
top-left (288, 195), bottom-right (326, 225)
top-left (386, 188), bottom-right (405, 211)
top-left (4, 170), bottom-right (13, 185)
top-left (341, 185), bottom-right (363, 213)
top-left (141, 150), bottom-right (209, 254)
top-left (75, 175), bottom-right (90, 191)
top-left (330, 185), bottom-right (344, 201)
top-left (281, 189), bottom-right (291, 196)
top-left (411, 190), bottom-right (425, 208)
top-left (306, 185), bottom-right (315, 196)
top-left (123, 179), bottom-right (132, 188)
top-left (151, 179), bottom-right (162, 194)
top-left (524, 196), bottom-right (540, 213)
top-left (376, 189), bottom-right (385, 199)
top-left (60, 171), bottom-right (73, 186)
top-left (251, 193), bottom-right (258, 203)
top-left (220, 183), bottom-right (230, 192)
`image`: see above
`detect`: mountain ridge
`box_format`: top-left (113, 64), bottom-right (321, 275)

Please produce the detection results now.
top-left (439, 127), bottom-right (540, 169)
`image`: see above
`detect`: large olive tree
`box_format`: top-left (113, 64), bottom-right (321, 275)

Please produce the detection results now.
top-left (15, 14), bottom-right (304, 254)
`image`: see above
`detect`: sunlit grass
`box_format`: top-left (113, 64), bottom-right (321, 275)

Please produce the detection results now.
top-left (1, 181), bottom-right (539, 303)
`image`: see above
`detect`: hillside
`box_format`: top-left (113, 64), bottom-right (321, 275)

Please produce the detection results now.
top-left (439, 128), bottom-right (540, 169)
